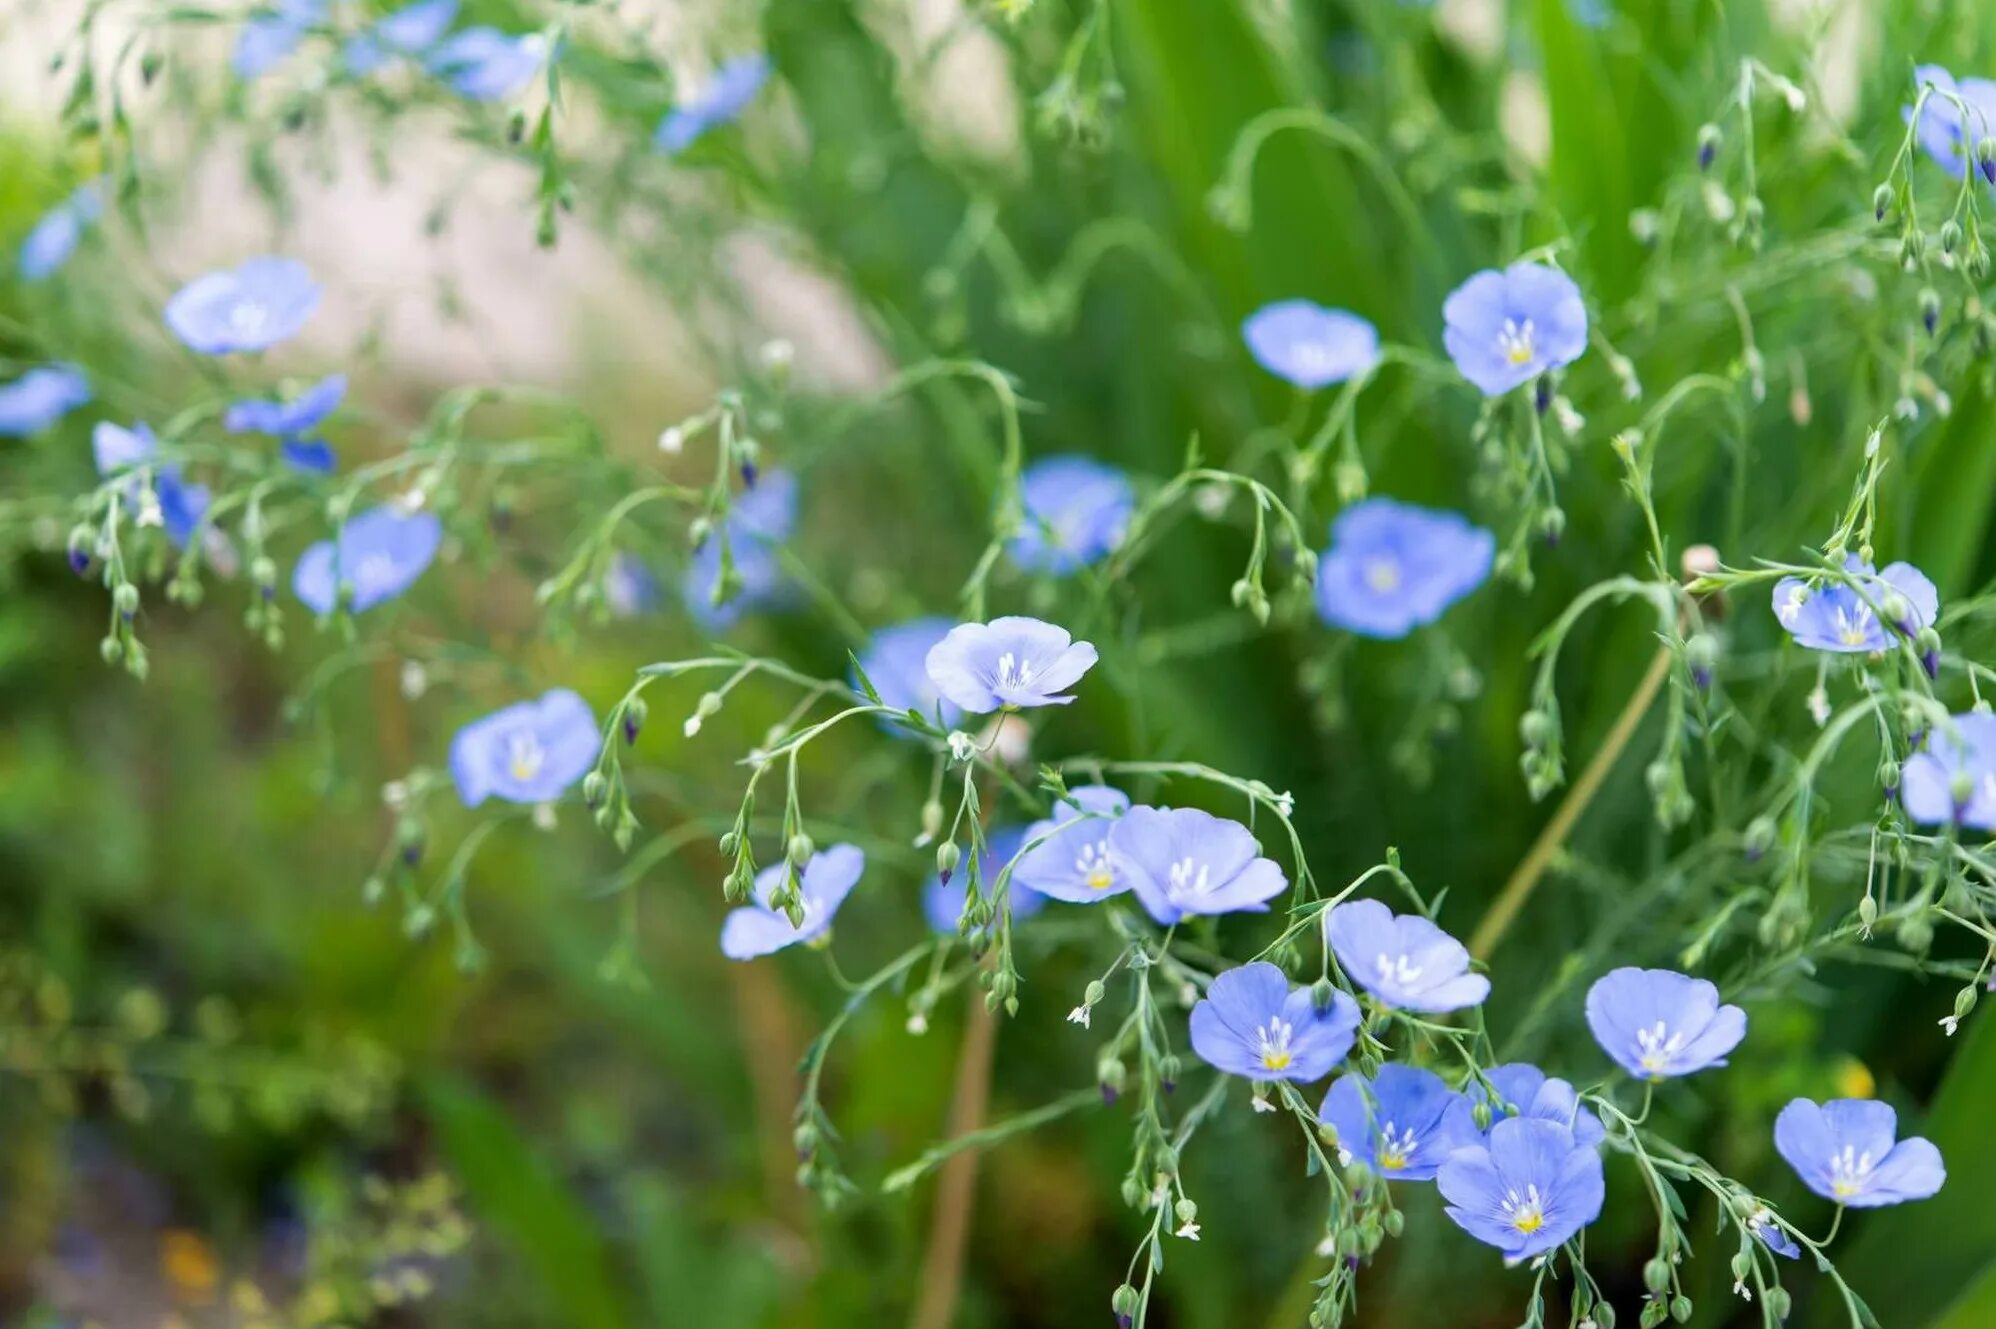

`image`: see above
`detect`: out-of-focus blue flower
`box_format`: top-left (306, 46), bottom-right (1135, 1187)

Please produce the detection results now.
top-left (165, 257), bottom-right (320, 354)
top-left (1315, 498), bottom-right (1493, 639)
top-left (234, 0), bottom-right (326, 80)
top-left (1567, 0), bottom-right (1610, 28)
top-left (1749, 1207), bottom-right (1801, 1259)
top-left (1438, 1118), bottom-right (1604, 1259)
top-left (344, 0), bottom-right (458, 74)
top-left (0, 364), bottom-right (90, 436)
top-left (1443, 262), bottom-right (1588, 397)
top-left (1326, 898), bottom-right (1489, 1013)
top-left (923, 827), bottom-right (1044, 934)
top-left (1008, 456), bottom-right (1133, 576)
top-left (92, 421), bottom-right (212, 549)
top-left (857, 616), bottom-right (961, 731)
top-left (683, 468), bottom-right (798, 631)
top-left (225, 373), bottom-right (346, 436)
top-left (722, 843), bottom-right (864, 959)
top-left (1013, 785), bottom-right (1131, 903)
top-left (1320, 1065), bottom-right (1478, 1180)
top-left (1901, 711), bottom-right (1996, 830)
top-left (655, 54), bottom-right (772, 153)
top-left (1109, 806), bottom-right (1286, 924)
top-left (1584, 967), bottom-right (1746, 1080)
top-left (449, 689), bottom-right (598, 807)
top-left (924, 616), bottom-right (1099, 713)
top-left (1774, 1098), bottom-right (1945, 1207)
top-left (1907, 66), bottom-right (1996, 184)
top-left (1242, 300), bottom-right (1380, 389)
top-left (293, 506), bottom-right (442, 614)
top-left (1470, 1063), bottom-right (1605, 1148)
top-left (604, 551), bottom-right (661, 618)
top-left (1773, 556), bottom-right (1938, 667)
top-left (278, 439), bottom-right (337, 474)
top-left (1188, 961), bottom-right (1358, 1083)
top-left (18, 181), bottom-right (102, 281)
top-left (427, 27), bottom-right (546, 101)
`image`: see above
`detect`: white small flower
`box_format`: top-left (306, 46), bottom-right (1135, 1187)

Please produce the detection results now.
top-left (1068, 1005), bottom-right (1092, 1029)
top-left (1314, 1233), bottom-right (1337, 1257)
top-left (400, 660), bottom-right (429, 701)
top-left (532, 802), bottom-right (558, 831)
top-left (1335, 1145), bottom-right (1353, 1168)
top-left (658, 426), bottom-right (684, 454)
top-left (1193, 483), bottom-right (1231, 520)
top-left (1273, 790), bottom-right (1295, 818)
top-left (1175, 1222), bottom-right (1201, 1241)
top-left (136, 489), bottom-right (164, 529)
top-left (684, 716), bottom-right (703, 738)
top-left (906, 1010), bottom-right (929, 1036)
top-left (381, 780), bottom-right (409, 809)
top-left (1552, 396), bottom-right (1586, 437)
top-left (1250, 1086), bottom-right (1276, 1114)
top-left (947, 730), bottom-right (978, 762)
top-left (1806, 685), bottom-right (1831, 727)
top-left (1733, 1277), bottom-right (1752, 1301)
top-left (1941, 1015), bottom-right (1961, 1037)
top-left (395, 486), bottom-right (429, 513)
top-left (759, 338), bottom-right (795, 373)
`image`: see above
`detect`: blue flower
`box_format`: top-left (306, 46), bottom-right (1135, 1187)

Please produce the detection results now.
top-left (1320, 1065), bottom-right (1478, 1180)
top-left (1443, 262), bottom-right (1588, 397)
top-left (1907, 66), bottom-right (1996, 184)
top-left (292, 506), bottom-right (442, 614)
top-left (1326, 898), bottom-right (1489, 1013)
top-left (1470, 1064), bottom-right (1605, 1148)
top-left (856, 616), bottom-right (962, 731)
top-left (1749, 1207), bottom-right (1801, 1259)
top-left (923, 616), bottom-right (1099, 713)
top-left (683, 468), bottom-right (798, 631)
top-left (344, 0), bottom-right (458, 74)
top-left (655, 54), bottom-right (772, 153)
top-left (1584, 967), bottom-right (1746, 1080)
top-left (18, 182), bottom-right (102, 281)
top-left (1108, 806), bottom-right (1286, 924)
top-left (279, 440), bottom-right (337, 474)
top-left (1900, 711), bottom-right (1996, 830)
top-left (165, 257), bottom-right (320, 355)
top-left (923, 827), bottom-right (1045, 934)
top-left (427, 28), bottom-right (546, 101)
top-left (1008, 456), bottom-right (1133, 576)
top-left (1188, 961), bottom-right (1359, 1083)
top-left (449, 689), bottom-right (598, 807)
top-left (1774, 1098), bottom-right (1945, 1207)
top-left (225, 373), bottom-right (345, 436)
top-left (1241, 300), bottom-right (1381, 389)
top-left (92, 422), bottom-right (212, 549)
top-left (0, 365), bottom-right (90, 436)
top-left (234, 0), bottom-right (325, 80)
top-left (722, 843), bottom-right (865, 960)
top-left (604, 551), bottom-right (662, 618)
top-left (1438, 1118), bottom-right (1605, 1259)
top-left (1013, 785), bottom-right (1131, 903)
top-left (1773, 556), bottom-right (1938, 667)
top-left (1314, 498), bottom-right (1493, 638)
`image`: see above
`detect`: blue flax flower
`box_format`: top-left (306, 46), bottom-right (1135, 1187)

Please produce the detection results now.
top-left (344, 0), bottom-right (458, 75)
top-left (1470, 1064), bottom-right (1605, 1148)
top-left (1907, 66), bottom-right (1996, 184)
top-left (1008, 456), bottom-right (1133, 576)
top-left (1188, 961), bottom-right (1358, 1083)
top-left (1319, 1065), bottom-right (1477, 1180)
top-left (1774, 1098), bottom-right (1945, 1207)
top-left (18, 182), bottom-right (102, 281)
top-left (1443, 262), bottom-right (1588, 397)
top-left (924, 616), bottom-right (1099, 713)
top-left (93, 422), bottom-right (211, 549)
top-left (655, 54), bottom-right (772, 153)
top-left (234, 0), bottom-right (325, 80)
top-left (1901, 711), bottom-right (1996, 830)
top-left (683, 468), bottom-right (797, 631)
top-left (1773, 556), bottom-right (1938, 670)
top-left (1439, 1118), bottom-right (1605, 1259)
top-left (0, 365), bottom-right (90, 436)
top-left (1241, 300), bottom-right (1380, 390)
top-left (293, 506), bottom-right (442, 614)
top-left (923, 827), bottom-right (1044, 934)
top-left (449, 689), bottom-right (598, 807)
top-left (1326, 898), bottom-right (1489, 1013)
top-left (604, 552), bottom-right (661, 618)
top-left (857, 616), bottom-right (962, 731)
top-left (1109, 806), bottom-right (1286, 924)
top-left (226, 373), bottom-right (345, 473)
top-left (1315, 498), bottom-right (1493, 638)
top-left (1585, 967), bottom-right (1745, 1080)
top-left (722, 844), bottom-right (865, 960)
top-left (165, 258), bottom-right (320, 355)
top-left (1749, 1208), bottom-right (1801, 1259)
top-left (1013, 785), bottom-right (1131, 903)
top-left (427, 28), bottom-right (546, 101)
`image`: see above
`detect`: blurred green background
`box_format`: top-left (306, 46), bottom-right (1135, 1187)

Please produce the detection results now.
top-left (5, 1), bottom-right (1996, 1326)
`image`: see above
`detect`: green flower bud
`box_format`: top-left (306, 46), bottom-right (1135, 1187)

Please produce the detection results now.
top-left (1670, 1295), bottom-right (1692, 1323)
top-left (788, 833), bottom-right (815, 865)
top-left (1873, 184), bottom-right (1894, 222)
top-left (936, 841), bottom-right (961, 876)
top-left (1644, 1257), bottom-right (1672, 1294)
top-left (1766, 1287), bottom-right (1791, 1320)
top-left (113, 582), bottom-right (139, 615)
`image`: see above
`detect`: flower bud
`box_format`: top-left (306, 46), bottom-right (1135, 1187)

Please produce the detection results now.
top-left (1766, 1287), bottom-right (1791, 1320)
top-left (1097, 1056), bottom-right (1127, 1095)
top-left (1671, 1296), bottom-right (1692, 1323)
top-left (1696, 123), bottom-right (1721, 171)
top-left (1594, 1304), bottom-right (1617, 1329)
top-left (113, 582), bottom-right (139, 615)
top-left (1519, 710), bottom-right (1556, 749)
top-left (1310, 977), bottom-right (1338, 1011)
top-left (1920, 288), bottom-right (1942, 336)
top-left (1858, 894), bottom-right (1878, 928)
top-left (935, 841), bottom-right (960, 880)
top-left (788, 833), bottom-right (814, 865)
top-left (1873, 184), bottom-right (1893, 222)
top-left (1471, 1099), bottom-right (1493, 1130)
top-left (1955, 985), bottom-right (1978, 1020)
top-left (1084, 979), bottom-right (1106, 1006)
top-left (582, 772), bottom-right (606, 806)
top-left (1383, 1209), bottom-right (1404, 1237)
top-left (1112, 1283), bottom-right (1141, 1327)
top-left (1644, 1257), bottom-right (1672, 1294)
top-left (1941, 220), bottom-right (1962, 253)
top-left (1174, 1197), bottom-right (1197, 1226)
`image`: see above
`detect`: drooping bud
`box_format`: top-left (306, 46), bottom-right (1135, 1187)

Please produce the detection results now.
top-left (1872, 184), bottom-right (1893, 223)
top-left (935, 840), bottom-right (960, 884)
top-left (1696, 123), bottom-right (1721, 171)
